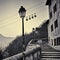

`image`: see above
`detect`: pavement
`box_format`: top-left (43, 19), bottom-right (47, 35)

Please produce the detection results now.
top-left (40, 42), bottom-right (60, 60)
top-left (40, 42), bottom-right (60, 52)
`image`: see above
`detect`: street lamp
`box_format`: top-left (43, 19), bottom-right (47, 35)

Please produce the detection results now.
top-left (32, 28), bottom-right (35, 39)
top-left (18, 6), bottom-right (26, 51)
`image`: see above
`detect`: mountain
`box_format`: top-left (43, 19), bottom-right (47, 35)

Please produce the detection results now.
top-left (0, 34), bottom-right (14, 49)
top-left (3, 33), bottom-right (33, 58)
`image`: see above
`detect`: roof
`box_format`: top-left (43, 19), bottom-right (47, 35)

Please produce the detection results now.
top-left (46, 0), bottom-right (51, 5)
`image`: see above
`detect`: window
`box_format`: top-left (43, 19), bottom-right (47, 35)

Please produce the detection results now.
top-left (50, 12), bottom-right (52, 19)
top-left (53, 4), bottom-right (57, 13)
top-left (54, 20), bottom-right (58, 29)
top-left (54, 37), bottom-right (60, 46)
top-left (49, 0), bottom-right (51, 6)
top-left (51, 24), bottom-right (53, 32)
top-left (54, 39), bottom-right (56, 46)
top-left (57, 37), bottom-right (60, 45)
top-left (52, 39), bottom-right (53, 46)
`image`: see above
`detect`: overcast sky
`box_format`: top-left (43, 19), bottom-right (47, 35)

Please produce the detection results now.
top-left (0, 0), bottom-right (49, 37)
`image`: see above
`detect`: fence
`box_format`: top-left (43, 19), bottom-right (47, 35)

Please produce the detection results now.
top-left (3, 47), bottom-right (60, 60)
top-left (3, 46), bottom-right (41, 60)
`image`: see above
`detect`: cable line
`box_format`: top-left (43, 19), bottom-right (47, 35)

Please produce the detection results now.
top-left (0, 12), bottom-right (18, 22)
top-left (0, 17), bottom-right (19, 23)
top-left (27, 1), bottom-right (45, 11)
top-left (0, 4), bottom-right (46, 27)
top-left (0, 1), bottom-right (45, 22)
top-left (0, 20), bottom-right (18, 29)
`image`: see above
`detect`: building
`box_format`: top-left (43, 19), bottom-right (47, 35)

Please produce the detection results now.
top-left (46, 0), bottom-right (60, 50)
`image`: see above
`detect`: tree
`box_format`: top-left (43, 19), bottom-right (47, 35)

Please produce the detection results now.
top-left (0, 49), bottom-right (3, 60)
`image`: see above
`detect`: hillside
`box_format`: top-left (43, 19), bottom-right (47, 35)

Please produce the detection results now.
top-left (0, 34), bottom-right (14, 48)
top-left (3, 33), bottom-right (33, 58)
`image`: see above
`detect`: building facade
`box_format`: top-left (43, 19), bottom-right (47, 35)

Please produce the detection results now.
top-left (46, 0), bottom-right (60, 50)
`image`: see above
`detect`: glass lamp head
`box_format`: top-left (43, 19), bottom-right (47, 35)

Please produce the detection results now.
top-left (19, 6), bottom-right (26, 18)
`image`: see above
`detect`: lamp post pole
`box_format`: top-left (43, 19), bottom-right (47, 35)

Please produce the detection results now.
top-left (18, 6), bottom-right (26, 51)
top-left (22, 17), bottom-right (25, 51)
top-left (32, 28), bottom-right (35, 40)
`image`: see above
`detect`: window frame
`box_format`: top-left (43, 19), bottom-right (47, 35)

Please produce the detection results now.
top-left (50, 11), bottom-right (52, 19)
top-left (51, 24), bottom-right (53, 32)
top-left (53, 4), bottom-right (57, 13)
top-left (54, 19), bottom-right (58, 29)
top-left (57, 37), bottom-right (60, 45)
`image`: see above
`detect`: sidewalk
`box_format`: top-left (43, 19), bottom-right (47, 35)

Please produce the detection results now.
top-left (40, 42), bottom-right (60, 52)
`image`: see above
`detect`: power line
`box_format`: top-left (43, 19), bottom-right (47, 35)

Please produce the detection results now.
top-left (0, 3), bottom-right (46, 27)
top-left (26, 4), bottom-right (46, 21)
top-left (26, 4), bottom-right (45, 17)
top-left (0, 1), bottom-right (45, 22)
top-left (0, 17), bottom-right (18, 25)
top-left (0, 12), bottom-right (18, 22)
top-left (0, 5), bottom-right (46, 27)
top-left (0, 1), bottom-right (46, 28)
top-left (0, 9), bottom-right (47, 29)
top-left (0, 9), bottom-right (39, 27)
top-left (0, 20), bottom-right (18, 29)
top-left (27, 1), bottom-right (45, 12)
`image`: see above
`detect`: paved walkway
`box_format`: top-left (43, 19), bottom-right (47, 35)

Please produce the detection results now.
top-left (41, 58), bottom-right (60, 60)
top-left (40, 42), bottom-right (60, 60)
top-left (40, 42), bottom-right (60, 52)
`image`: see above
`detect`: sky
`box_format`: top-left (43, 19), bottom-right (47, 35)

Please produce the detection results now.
top-left (0, 0), bottom-right (49, 37)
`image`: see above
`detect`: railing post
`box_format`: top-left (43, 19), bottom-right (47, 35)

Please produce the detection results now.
top-left (23, 53), bottom-right (26, 60)
top-left (37, 51), bottom-right (38, 60)
top-left (32, 54), bottom-right (34, 60)
top-left (38, 48), bottom-right (41, 60)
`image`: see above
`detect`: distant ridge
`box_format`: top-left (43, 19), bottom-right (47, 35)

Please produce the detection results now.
top-left (0, 34), bottom-right (14, 48)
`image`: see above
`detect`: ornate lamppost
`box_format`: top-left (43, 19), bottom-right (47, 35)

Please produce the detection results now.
top-left (18, 6), bottom-right (26, 51)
